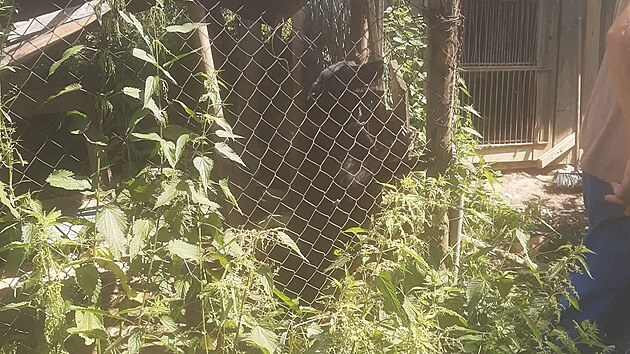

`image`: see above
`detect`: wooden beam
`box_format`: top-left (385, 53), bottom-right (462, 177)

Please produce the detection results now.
top-left (534, 0), bottom-right (560, 146)
top-left (554, 0), bottom-right (580, 145)
top-left (366, 0), bottom-right (383, 61)
top-left (2, 12), bottom-right (101, 67)
top-left (582, 0), bottom-right (602, 112)
top-left (537, 132), bottom-right (576, 169)
top-left (12, 0), bottom-right (153, 21)
top-left (187, 4), bottom-right (224, 119)
top-left (347, 0), bottom-right (368, 63)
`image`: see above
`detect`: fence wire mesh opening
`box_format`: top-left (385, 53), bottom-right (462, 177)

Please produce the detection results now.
top-left (0, 0), bottom-right (434, 351)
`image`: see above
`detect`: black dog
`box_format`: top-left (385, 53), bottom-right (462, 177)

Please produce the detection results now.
top-left (259, 60), bottom-right (428, 303)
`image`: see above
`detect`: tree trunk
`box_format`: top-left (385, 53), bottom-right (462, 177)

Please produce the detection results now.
top-left (424, 0), bottom-right (462, 267)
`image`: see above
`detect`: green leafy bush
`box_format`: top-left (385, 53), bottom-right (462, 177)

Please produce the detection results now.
top-left (0, 1), bottom-right (608, 353)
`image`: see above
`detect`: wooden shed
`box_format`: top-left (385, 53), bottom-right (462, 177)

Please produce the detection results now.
top-left (462, 0), bottom-right (617, 169)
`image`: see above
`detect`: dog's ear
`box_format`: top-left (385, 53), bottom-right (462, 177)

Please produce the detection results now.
top-left (357, 60), bottom-right (384, 86)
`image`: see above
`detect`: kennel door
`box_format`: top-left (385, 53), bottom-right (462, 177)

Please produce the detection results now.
top-left (461, 0), bottom-right (556, 149)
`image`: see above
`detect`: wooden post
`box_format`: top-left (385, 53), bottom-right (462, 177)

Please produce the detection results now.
top-left (582, 1), bottom-right (602, 113)
top-left (347, 0), bottom-right (369, 63)
top-left (188, 4), bottom-right (224, 119)
top-left (425, 0), bottom-right (461, 266)
top-left (366, 0), bottom-right (384, 61)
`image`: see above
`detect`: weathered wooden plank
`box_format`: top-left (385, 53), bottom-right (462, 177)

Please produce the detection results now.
top-left (347, 0), bottom-right (368, 63)
top-left (475, 144), bottom-right (548, 163)
top-left (553, 0), bottom-right (580, 146)
top-left (582, 0), bottom-right (602, 108)
top-left (533, 0), bottom-right (559, 155)
top-left (188, 4), bottom-right (224, 119)
top-left (538, 132), bottom-right (576, 168)
top-left (2, 13), bottom-right (100, 67)
top-left (366, 0), bottom-right (384, 61)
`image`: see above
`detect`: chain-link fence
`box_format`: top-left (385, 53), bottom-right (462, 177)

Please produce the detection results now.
top-left (0, 0), bottom-right (429, 350)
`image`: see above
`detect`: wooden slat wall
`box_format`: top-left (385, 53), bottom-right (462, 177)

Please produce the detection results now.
top-left (553, 0), bottom-right (580, 149)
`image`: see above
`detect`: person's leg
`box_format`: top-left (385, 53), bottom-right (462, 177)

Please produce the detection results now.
top-left (559, 173), bottom-right (630, 351)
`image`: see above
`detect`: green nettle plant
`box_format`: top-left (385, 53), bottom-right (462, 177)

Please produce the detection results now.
top-left (0, 1), bottom-right (611, 353)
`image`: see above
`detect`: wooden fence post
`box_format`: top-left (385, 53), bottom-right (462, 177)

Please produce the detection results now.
top-left (425, 0), bottom-right (462, 266)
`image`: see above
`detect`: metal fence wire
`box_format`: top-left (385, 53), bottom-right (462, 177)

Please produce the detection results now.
top-left (0, 0), bottom-right (430, 345)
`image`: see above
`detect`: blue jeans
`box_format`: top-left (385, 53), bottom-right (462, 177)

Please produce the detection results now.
top-left (559, 173), bottom-right (630, 351)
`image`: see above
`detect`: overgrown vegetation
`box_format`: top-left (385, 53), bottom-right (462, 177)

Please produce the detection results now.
top-left (0, 1), bottom-right (609, 353)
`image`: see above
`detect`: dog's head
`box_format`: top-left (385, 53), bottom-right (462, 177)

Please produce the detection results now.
top-left (310, 60), bottom-right (384, 101)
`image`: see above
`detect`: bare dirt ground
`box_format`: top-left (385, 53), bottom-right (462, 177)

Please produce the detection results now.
top-left (495, 169), bottom-right (587, 246)
top-left (495, 170), bottom-right (584, 213)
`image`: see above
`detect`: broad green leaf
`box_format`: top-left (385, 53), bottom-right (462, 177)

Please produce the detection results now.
top-left (127, 108), bottom-right (150, 134)
top-left (219, 179), bottom-right (242, 214)
top-left (143, 76), bottom-right (156, 107)
top-left (273, 289), bottom-right (300, 312)
top-left (250, 325), bottom-right (279, 354)
top-left (275, 230), bottom-right (306, 261)
top-left (161, 140), bottom-right (177, 168)
top-left (187, 183), bottom-right (221, 212)
top-left (567, 294), bottom-right (580, 311)
top-left (306, 323), bottom-right (323, 338)
top-left (496, 276), bottom-right (514, 298)
top-left (213, 116), bottom-right (234, 136)
top-left (462, 126), bottom-right (483, 139)
top-left (166, 23), bottom-right (205, 33)
top-left (168, 239), bottom-right (201, 262)
top-left (76, 263), bottom-right (100, 302)
top-left (257, 265), bottom-right (274, 297)
top-left (131, 49), bottom-right (177, 85)
top-left (96, 205), bottom-right (128, 260)
top-left (46, 170), bottom-right (91, 191)
top-left (515, 229), bottom-right (530, 257)
top-left (402, 298), bottom-right (419, 323)
top-left (21, 223), bottom-right (35, 244)
top-left (375, 271), bottom-right (404, 319)
top-left (123, 87), bottom-right (141, 100)
top-left (49, 45), bottom-right (87, 76)
top-left (132, 48), bottom-right (158, 66)
top-left (131, 132), bottom-right (164, 143)
top-left (46, 83), bottom-right (82, 103)
top-left (123, 86), bottom-right (166, 123)
top-left (515, 229), bottom-right (538, 269)
top-left (463, 104), bottom-right (481, 118)
top-left (193, 156), bottom-right (214, 193)
top-left (0, 181), bottom-right (19, 218)
top-left (128, 331), bottom-right (143, 354)
top-left (174, 279), bottom-right (191, 299)
top-left (93, 251), bottom-right (137, 299)
top-left (119, 12), bottom-right (150, 46)
top-left (215, 142), bottom-right (246, 168)
top-left (215, 129), bottom-right (244, 140)
top-left (146, 98), bottom-right (167, 125)
top-left (160, 316), bottom-right (178, 333)
top-left (466, 278), bottom-right (487, 317)
top-left (130, 219), bottom-right (154, 260)
top-left (175, 134), bottom-right (190, 166)
top-left (65, 110), bottom-right (91, 135)
top-left (159, 67), bottom-right (178, 85)
top-left (164, 49), bottom-right (200, 69)
top-left (73, 310), bottom-right (105, 346)
top-left (155, 180), bottom-right (181, 208)
top-left (174, 100), bottom-right (196, 118)
top-left (523, 312), bottom-right (542, 342)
